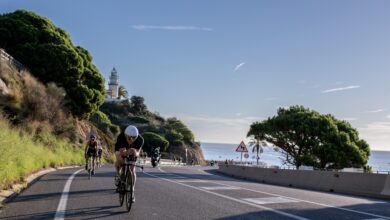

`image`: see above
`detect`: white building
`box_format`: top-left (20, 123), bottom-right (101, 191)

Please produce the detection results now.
top-left (105, 67), bottom-right (120, 102)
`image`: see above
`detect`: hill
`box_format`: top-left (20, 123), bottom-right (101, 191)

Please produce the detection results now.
top-left (99, 96), bottom-right (205, 164)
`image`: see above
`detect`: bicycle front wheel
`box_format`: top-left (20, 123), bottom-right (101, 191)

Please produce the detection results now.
top-left (118, 169), bottom-right (126, 206)
top-left (125, 169), bottom-right (134, 212)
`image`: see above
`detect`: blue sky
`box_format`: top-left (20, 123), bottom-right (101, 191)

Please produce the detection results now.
top-left (1, 1), bottom-right (390, 150)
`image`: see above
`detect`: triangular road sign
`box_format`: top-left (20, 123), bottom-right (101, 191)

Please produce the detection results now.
top-left (235, 141), bottom-right (248, 152)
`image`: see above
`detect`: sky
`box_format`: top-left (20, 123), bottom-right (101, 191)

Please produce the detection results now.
top-left (1, 1), bottom-right (390, 150)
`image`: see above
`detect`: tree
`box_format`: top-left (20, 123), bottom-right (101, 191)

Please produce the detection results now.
top-left (165, 117), bottom-right (195, 144)
top-left (248, 106), bottom-right (370, 170)
top-left (142, 132), bottom-right (169, 154)
top-left (130, 96), bottom-right (147, 115)
top-left (118, 85), bottom-right (128, 99)
top-left (0, 10), bottom-right (105, 118)
top-left (165, 130), bottom-right (185, 147)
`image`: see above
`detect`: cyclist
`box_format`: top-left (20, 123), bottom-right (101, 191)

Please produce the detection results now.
top-left (85, 134), bottom-right (98, 175)
top-left (115, 125), bottom-right (144, 202)
top-left (97, 139), bottom-right (103, 167)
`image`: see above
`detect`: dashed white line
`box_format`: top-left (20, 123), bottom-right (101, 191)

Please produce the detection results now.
top-left (243, 197), bottom-right (299, 205)
top-left (200, 186), bottom-right (240, 190)
top-left (54, 169), bottom-right (83, 220)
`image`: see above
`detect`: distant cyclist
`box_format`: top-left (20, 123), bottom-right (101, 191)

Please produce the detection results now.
top-left (115, 125), bottom-right (144, 202)
top-left (85, 134), bottom-right (98, 175)
top-left (97, 139), bottom-right (103, 167)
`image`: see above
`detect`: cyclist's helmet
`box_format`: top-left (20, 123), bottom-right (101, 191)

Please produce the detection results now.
top-left (124, 125), bottom-right (139, 141)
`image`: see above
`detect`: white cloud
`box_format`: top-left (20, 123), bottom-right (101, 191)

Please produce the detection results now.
top-left (367, 109), bottom-right (386, 113)
top-left (132, 25), bottom-right (213, 31)
top-left (233, 62), bottom-right (245, 72)
top-left (359, 122), bottom-right (390, 151)
top-left (321, 85), bottom-right (360, 94)
top-left (164, 113), bottom-right (263, 144)
top-left (386, 115), bottom-right (390, 119)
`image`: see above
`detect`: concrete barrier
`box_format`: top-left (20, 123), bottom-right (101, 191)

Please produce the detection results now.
top-left (218, 164), bottom-right (390, 199)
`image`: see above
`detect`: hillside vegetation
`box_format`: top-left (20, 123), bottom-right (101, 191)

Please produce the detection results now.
top-left (0, 52), bottom-right (89, 190)
top-left (100, 96), bottom-right (205, 164)
top-left (0, 117), bottom-right (84, 189)
top-left (0, 10), bottom-right (105, 118)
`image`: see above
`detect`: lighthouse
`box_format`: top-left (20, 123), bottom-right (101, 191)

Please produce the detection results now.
top-left (107, 67), bottom-right (119, 99)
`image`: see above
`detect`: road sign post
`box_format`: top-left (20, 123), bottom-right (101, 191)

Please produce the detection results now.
top-left (235, 141), bottom-right (248, 163)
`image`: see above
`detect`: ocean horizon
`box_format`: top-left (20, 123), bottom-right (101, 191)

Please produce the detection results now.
top-left (200, 142), bottom-right (390, 172)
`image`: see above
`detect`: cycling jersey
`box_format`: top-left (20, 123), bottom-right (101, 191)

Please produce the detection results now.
top-left (114, 131), bottom-right (143, 151)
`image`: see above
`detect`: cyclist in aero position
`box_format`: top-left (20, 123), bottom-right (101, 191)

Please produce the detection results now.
top-left (115, 125), bottom-right (144, 202)
top-left (85, 134), bottom-right (98, 175)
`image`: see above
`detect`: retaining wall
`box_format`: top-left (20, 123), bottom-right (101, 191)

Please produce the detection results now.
top-left (219, 164), bottom-right (390, 199)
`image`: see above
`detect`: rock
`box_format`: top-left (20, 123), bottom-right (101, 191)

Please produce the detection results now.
top-left (0, 78), bottom-right (9, 95)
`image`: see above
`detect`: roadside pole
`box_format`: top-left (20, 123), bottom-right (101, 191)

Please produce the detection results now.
top-left (235, 141), bottom-right (248, 164)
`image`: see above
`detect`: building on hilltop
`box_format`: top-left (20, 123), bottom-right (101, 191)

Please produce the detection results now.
top-left (105, 67), bottom-right (121, 102)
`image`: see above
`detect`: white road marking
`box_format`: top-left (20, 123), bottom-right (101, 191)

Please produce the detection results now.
top-left (364, 218), bottom-right (386, 220)
top-left (243, 197), bottom-right (299, 205)
top-left (200, 186), bottom-right (240, 190)
top-left (54, 169), bottom-right (83, 220)
top-left (181, 167), bottom-right (390, 220)
top-left (177, 180), bottom-right (208, 183)
top-left (144, 171), bottom-right (309, 220)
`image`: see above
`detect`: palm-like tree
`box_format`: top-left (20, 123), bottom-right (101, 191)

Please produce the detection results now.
top-left (118, 85), bottom-right (128, 99)
top-left (249, 137), bottom-right (266, 166)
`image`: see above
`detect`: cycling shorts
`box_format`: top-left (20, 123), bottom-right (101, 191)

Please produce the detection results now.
top-left (87, 148), bottom-right (97, 157)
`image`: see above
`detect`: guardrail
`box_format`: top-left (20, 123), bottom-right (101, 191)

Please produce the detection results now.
top-left (218, 164), bottom-right (390, 200)
top-left (0, 49), bottom-right (26, 72)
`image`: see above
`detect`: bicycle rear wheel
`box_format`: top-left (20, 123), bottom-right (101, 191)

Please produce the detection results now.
top-left (125, 169), bottom-right (134, 212)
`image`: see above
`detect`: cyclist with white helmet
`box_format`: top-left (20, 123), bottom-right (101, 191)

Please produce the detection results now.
top-left (114, 125), bottom-right (144, 202)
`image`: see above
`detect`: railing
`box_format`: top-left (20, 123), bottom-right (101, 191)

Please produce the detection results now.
top-left (219, 161), bottom-right (390, 174)
top-left (0, 48), bottom-right (26, 72)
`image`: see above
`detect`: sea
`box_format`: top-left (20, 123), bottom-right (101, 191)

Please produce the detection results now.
top-left (200, 142), bottom-right (390, 172)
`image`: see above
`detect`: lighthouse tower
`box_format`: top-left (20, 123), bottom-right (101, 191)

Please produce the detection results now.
top-left (107, 67), bottom-right (119, 98)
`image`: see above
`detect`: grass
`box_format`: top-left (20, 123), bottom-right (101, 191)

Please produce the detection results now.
top-left (0, 119), bottom-right (84, 190)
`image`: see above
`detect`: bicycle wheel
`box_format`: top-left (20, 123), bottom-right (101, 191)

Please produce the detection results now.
top-left (118, 167), bottom-right (125, 206)
top-left (125, 168), bottom-right (134, 212)
top-left (88, 156), bottom-right (92, 180)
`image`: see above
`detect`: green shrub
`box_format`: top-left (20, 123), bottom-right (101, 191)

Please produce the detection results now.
top-left (142, 132), bottom-right (169, 154)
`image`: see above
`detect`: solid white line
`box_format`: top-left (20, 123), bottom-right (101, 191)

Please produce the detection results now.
top-left (143, 171), bottom-right (309, 220)
top-left (182, 168), bottom-right (390, 220)
top-left (54, 169), bottom-right (83, 220)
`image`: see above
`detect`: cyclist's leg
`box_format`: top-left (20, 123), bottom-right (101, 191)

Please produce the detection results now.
top-left (92, 156), bottom-right (96, 172)
top-left (115, 151), bottom-right (123, 174)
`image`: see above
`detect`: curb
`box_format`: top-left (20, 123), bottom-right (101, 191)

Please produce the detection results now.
top-left (0, 165), bottom-right (81, 207)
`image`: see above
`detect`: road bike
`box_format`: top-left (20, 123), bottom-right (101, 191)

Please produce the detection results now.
top-left (118, 155), bottom-right (144, 212)
top-left (86, 154), bottom-right (96, 180)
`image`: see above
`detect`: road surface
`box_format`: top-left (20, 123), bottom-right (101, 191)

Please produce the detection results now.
top-left (1, 165), bottom-right (390, 220)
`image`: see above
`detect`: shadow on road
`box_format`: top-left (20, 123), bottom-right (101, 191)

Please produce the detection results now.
top-left (8, 189), bottom-right (115, 203)
top-left (0, 205), bottom-right (126, 220)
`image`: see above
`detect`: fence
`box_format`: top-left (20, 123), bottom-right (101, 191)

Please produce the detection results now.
top-left (0, 49), bottom-right (26, 72)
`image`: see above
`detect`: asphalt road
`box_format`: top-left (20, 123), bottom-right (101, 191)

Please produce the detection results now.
top-left (1, 165), bottom-right (390, 220)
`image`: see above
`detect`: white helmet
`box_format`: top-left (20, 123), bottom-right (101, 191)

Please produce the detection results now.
top-left (124, 125), bottom-right (139, 140)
